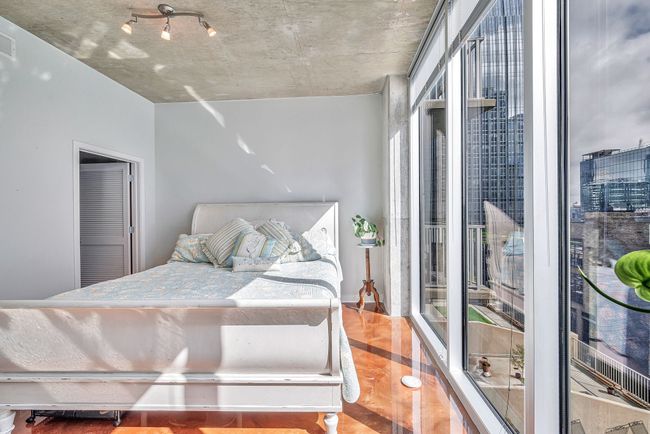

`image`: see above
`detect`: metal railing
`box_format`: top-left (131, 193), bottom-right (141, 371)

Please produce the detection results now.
top-left (570, 335), bottom-right (650, 406)
top-left (423, 224), bottom-right (486, 289)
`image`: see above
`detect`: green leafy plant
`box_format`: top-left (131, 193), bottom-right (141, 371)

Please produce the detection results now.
top-left (351, 215), bottom-right (384, 246)
top-left (511, 344), bottom-right (525, 378)
top-left (578, 249), bottom-right (650, 314)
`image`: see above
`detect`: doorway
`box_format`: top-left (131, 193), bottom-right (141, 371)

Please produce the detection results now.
top-left (73, 142), bottom-right (144, 288)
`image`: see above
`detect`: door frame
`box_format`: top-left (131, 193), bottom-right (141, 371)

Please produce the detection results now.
top-left (72, 140), bottom-right (146, 288)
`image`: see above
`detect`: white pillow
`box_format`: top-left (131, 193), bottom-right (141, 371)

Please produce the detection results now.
top-left (232, 256), bottom-right (280, 272)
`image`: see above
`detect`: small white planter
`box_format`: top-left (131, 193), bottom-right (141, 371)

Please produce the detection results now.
top-left (360, 233), bottom-right (377, 245)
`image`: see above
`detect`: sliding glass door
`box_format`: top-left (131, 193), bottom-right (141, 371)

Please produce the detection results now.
top-left (462, 0), bottom-right (525, 431)
top-left (566, 0), bottom-right (650, 431)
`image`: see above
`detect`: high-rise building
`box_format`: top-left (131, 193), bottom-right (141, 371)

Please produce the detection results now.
top-left (580, 146), bottom-right (650, 212)
top-left (464, 0), bottom-right (525, 228)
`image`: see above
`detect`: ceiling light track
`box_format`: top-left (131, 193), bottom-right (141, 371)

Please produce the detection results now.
top-left (121, 4), bottom-right (216, 40)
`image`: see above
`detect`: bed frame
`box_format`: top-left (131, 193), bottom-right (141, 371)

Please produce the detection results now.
top-left (0, 202), bottom-right (342, 434)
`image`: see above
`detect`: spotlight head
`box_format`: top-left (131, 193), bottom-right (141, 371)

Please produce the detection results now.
top-left (161, 19), bottom-right (171, 40)
top-left (121, 20), bottom-right (134, 34)
top-left (202, 20), bottom-right (216, 37)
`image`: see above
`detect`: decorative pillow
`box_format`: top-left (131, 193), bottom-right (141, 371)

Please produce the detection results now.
top-left (281, 229), bottom-right (322, 263)
top-left (271, 223), bottom-right (328, 263)
top-left (256, 219), bottom-right (296, 257)
top-left (302, 227), bottom-right (337, 256)
top-left (203, 218), bottom-right (255, 267)
top-left (168, 234), bottom-right (212, 263)
top-left (225, 230), bottom-right (276, 267)
top-left (232, 256), bottom-right (280, 272)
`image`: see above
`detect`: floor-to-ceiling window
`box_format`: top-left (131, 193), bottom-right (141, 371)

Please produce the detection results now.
top-left (566, 0), bottom-right (650, 432)
top-left (414, 10), bottom-right (449, 345)
top-left (419, 71), bottom-right (448, 342)
top-left (462, 0), bottom-right (525, 431)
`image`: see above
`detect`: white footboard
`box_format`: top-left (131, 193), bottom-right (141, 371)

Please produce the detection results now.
top-left (0, 299), bottom-right (342, 414)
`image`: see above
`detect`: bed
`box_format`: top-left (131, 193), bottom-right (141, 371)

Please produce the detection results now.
top-left (0, 202), bottom-right (357, 434)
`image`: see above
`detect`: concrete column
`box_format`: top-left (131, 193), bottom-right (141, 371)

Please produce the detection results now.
top-left (382, 75), bottom-right (410, 316)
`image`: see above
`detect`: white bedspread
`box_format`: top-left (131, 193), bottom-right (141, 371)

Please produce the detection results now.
top-left (53, 256), bottom-right (360, 403)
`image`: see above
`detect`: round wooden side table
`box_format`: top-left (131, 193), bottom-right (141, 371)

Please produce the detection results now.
top-left (356, 244), bottom-right (384, 313)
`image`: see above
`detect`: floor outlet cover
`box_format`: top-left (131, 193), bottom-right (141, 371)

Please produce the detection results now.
top-left (401, 375), bottom-right (422, 388)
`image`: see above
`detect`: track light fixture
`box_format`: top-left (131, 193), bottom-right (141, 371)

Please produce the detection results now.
top-left (121, 4), bottom-right (215, 40)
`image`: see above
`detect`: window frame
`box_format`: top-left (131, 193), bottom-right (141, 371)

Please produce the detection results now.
top-left (417, 67), bottom-right (449, 346)
top-left (408, 0), bottom-right (562, 432)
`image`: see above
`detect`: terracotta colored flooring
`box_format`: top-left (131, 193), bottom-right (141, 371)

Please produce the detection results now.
top-left (13, 304), bottom-right (477, 434)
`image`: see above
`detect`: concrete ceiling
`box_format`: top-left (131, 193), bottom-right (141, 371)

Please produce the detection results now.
top-left (0, 1), bottom-right (436, 102)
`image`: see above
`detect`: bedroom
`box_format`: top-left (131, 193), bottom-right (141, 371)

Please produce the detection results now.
top-left (1, 0), bottom-right (649, 434)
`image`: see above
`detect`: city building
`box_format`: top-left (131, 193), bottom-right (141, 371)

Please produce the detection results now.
top-left (580, 146), bottom-right (650, 212)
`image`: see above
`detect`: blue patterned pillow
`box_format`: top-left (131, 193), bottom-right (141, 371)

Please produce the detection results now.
top-left (168, 234), bottom-right (211, 263)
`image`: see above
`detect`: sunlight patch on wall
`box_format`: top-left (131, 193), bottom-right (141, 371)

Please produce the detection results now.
top-left (236, 134), bottom-right (255, 155)
top-left (184, 85), bottom-right (225, 127)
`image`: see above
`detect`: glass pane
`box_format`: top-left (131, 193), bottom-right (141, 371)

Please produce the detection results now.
top-left (420, 72), bottom-right (448, 343)
top-left (462, 0), bottom-right (525, 432)
top-left (567, 0), bottom-right (650, 432)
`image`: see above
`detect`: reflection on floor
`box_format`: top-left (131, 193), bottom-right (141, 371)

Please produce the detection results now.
top-left (13, 304), bottom-right (478, 434)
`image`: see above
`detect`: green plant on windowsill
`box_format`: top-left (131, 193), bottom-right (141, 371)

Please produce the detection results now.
top-left (352, 215), bottom-right (384, 246)
top-left (578, 249), bottom-right (650, 314)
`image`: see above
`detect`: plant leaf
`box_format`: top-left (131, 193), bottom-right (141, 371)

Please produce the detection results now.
top-left (614, 250), bottom-right (650, 303)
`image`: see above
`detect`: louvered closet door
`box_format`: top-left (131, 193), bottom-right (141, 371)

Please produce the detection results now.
top-left (80, 162), bottom-right (131, 287)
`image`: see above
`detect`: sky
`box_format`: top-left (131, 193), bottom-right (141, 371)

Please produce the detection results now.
top-left (569, 0), bottom-right (650, 203)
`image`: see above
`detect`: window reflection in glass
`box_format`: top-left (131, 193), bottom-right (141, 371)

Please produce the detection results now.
top-left (420, 72), bottom-right (448, 343)
top-left (462, 0), bottom-right (525, 432)
top-left (568, 0), bottom-right (650, 432)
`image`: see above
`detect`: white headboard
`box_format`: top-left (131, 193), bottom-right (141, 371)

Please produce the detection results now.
top-left (191, 201), bottom-right (339, 251)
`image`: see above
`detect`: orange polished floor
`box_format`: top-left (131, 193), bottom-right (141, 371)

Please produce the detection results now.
top-left (13, 305), bottom-right (477, 434)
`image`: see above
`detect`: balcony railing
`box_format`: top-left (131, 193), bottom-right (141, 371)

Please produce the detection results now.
top-left (570, 335), bottom-right (650, 407)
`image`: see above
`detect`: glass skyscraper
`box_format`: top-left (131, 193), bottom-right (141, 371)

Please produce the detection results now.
top-left (465, 0), bottom-right (524, 228)
top-left (580, 146), bottom-right (650, 212)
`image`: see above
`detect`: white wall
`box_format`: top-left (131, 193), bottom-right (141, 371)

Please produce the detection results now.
top-left (0, 18), bottom-right (155, 299)
top-left (154, 95), bottom-right (384, 301)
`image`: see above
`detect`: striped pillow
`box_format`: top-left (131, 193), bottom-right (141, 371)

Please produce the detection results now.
top-left (203, 218), bottom-right (255, 267)
top-left (257, 219), bottom-right (297, 258)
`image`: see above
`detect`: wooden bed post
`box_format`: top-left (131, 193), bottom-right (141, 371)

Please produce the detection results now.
top-left (0, 409), bottom-right (16, 434)
top-left (324, 412), bottom-right (338, 434)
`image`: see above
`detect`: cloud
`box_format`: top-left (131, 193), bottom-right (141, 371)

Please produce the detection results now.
top-left (569, 0), bottom-right (650, 202)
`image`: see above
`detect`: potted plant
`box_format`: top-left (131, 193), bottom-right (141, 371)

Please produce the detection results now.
top-left (511, 344), bottom-right (524, 380)
top-left (478, 356), bottom-right (492, 377)
top-left (352, 215), bottom-right (384, 246)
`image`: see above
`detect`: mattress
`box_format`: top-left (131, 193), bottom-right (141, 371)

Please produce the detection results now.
top-left (53, 255), bottom-right (360, 403)
top-left (55, 256), bottom-right (342, 301)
